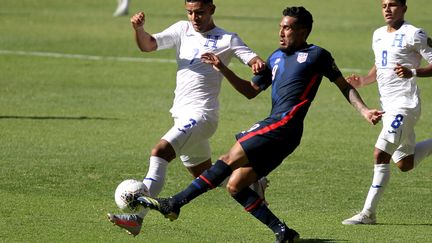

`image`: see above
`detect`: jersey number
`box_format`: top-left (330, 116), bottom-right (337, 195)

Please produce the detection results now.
top-left (381, 50), bottom-right (388, 66)
top-left (391, 114), bottom-right (404, 129)
top-left (189, 48), bottom-right (200, 65)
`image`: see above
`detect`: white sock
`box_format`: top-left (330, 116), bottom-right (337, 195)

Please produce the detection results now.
top-left (143, 156), bottom-right (169, 197)
top-left (137, 156), bottom-right (169, 218)
top-left (414, 139), bottom-right (432, 168)
top-left (362, 163), bottom-right (390, 215)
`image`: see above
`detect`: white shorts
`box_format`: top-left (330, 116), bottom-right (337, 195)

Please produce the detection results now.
top-left (162, 112), bottom-right (218, 167)
top-left (375, 108), bottom-right (420, 162)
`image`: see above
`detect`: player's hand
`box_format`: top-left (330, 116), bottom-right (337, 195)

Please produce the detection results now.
top-left (201, 52), bottom-right (224, 71)
top-left (251, 58), bottom-right (266, 74)
top-left (363, 109), bottom-right (384, 125)
top-left (131, 12), bottom-right (145, 30)
top-left (345, 74), bottom-right (362, 88)
top-left (394, 63), bottom-right (413, 78)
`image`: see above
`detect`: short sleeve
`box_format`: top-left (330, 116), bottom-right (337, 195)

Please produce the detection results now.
top-left (153, 21), bottom-right (185, 50)
top-left (252, 66), bottom-right (272, 90)
top-left (320, 49), bottom-right (342, 82)
top-left (413, 29), bottom-right (432, 64)
top-left (230, 33), bottom-right (258, 65)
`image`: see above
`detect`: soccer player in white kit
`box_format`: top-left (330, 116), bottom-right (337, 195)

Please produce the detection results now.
top-left (342, 0), bottom-right (432, 225)
top-left (108, 0), bottom-right (268, 236)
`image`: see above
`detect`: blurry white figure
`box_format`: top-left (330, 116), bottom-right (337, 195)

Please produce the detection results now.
top-left (113, 0), bottom-right (130, 17)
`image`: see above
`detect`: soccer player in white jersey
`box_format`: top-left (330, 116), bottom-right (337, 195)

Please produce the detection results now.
top-left (342, 0), bottom-right (432, 225)
top-left (107, 0), bottom-right (268, 236)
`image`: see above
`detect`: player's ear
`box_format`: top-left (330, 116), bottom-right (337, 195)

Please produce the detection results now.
top-left (209, 4), bottom-right (216, 15)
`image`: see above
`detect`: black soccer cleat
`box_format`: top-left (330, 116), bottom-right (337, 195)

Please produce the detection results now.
top-left (137, 196), bottom-right (180, 221)
top-left (274, 223), bottom-right (300, 243)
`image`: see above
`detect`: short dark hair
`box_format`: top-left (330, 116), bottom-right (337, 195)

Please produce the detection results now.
top-left (282, 6), bottom-right (313, 37)
top-left (185, 0), bottom-right (213, 4)
top-left (396, 0), bottom-right (407, 5)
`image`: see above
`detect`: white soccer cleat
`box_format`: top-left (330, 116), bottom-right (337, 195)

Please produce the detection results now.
top-left (107, 213), bottom-right (143, 236)
top-left (342, 212), bottom-right (376, 225)
top-left (113, 0), bottom-right (129, 17)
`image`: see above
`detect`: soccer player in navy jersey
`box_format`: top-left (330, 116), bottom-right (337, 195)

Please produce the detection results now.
top-left (134, 6), bottom-right (383, 242)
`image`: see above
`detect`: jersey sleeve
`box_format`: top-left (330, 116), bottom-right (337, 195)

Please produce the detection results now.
top-left (320, 49), bottom-right (342, 82)
top-left (153, 21), bottom-right (184, 50)
top-left (413, 29), bottom-right (432, 64)
top-left (252, 66), bottom-right (272, 90)
top-left (230, 33), bottom-right (258, 65)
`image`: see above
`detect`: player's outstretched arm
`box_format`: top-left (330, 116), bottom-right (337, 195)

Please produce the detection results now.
top-left (333, 76), bottom-right (383, 125)
top-left (130, 12), bottom-right (157, 52)
top-left (201, 52), bottom-right (261, 99)
top-left (346, 65), bottom-right (377, 88)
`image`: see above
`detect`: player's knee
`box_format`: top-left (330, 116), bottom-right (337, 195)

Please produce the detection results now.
top-left (151, 141), bottom-right (176, 161)
top-left (396, 161), bottom-right (414, 172)
top-left (226, 182), bottom-right (240, 195)
top-left (218, 154), bottom-right (229, 162)
top-left (374, 149), bottom-right (391, 163)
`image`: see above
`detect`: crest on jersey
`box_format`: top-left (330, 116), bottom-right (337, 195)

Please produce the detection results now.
top-left (428, 37), bottom-right (432, 48)
top-left (297, 52), bottom-right (308, 63)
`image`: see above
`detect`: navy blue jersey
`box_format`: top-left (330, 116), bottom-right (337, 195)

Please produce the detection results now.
top-left (253, 44), bottom-right (342, 119)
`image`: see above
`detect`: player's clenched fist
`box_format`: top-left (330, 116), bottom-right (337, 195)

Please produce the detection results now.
top-left (131, 12), bottom-right (145, 30)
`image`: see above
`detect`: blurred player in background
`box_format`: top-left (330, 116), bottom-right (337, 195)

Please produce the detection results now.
top-left (107, 0), bottom-right (268, 236)
top-left (342, 0), bottom-right (432, 225)
top-left (135, 6), bottom-right (383, 242)
top-left (113, 0), bottom-right (130, 17)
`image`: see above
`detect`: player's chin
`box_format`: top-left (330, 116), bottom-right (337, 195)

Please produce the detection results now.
top-left (193, 24), bottom-right (204, 32)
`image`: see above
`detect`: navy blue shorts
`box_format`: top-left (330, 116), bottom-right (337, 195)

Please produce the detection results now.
top-left (236, 114), bottom-right (304, 178)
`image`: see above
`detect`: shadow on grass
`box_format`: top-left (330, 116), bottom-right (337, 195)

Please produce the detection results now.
top-left (299, 239), bottom-right (348, 242)
top-left (0, 115), bottom-right (119, 120)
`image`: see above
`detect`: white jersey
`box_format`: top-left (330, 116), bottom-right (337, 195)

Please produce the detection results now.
top-left (372, 21), bottom-right (432, 112)
top-left (153, 21), bottom-right (257, 117)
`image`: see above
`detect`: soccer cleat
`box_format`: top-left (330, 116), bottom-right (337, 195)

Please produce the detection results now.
top-left (137, 196), bottom-right (180, 221)
top-left (274, 223), bottom-right (300, 243)
top-left (250, 177), bottom-right (270, 205)
top-left (113, 0), bottom-right (129, 17)
top-left (107, 213), bottom-right (143, 236)
top-left (342, 212), bottom-right (376, 225)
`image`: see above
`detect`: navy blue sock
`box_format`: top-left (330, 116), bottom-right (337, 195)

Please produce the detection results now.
top-left (172, 160), bottom-right (232, 206)
top-left (232, 187), bottom-right (284, 233)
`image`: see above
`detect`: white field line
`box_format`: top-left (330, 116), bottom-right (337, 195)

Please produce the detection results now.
top-left (0, 49), bottom-right (364, 73)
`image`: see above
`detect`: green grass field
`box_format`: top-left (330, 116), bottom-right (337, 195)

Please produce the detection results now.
top-left (1, 0), bottom-right (431, 242)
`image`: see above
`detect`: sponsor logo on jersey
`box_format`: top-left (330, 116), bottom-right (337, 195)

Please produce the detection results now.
top-left (297, 52), bottom-right (308, 63)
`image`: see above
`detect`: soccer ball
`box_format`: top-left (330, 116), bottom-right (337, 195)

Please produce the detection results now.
top-left (114, 179), bottom-right (149, 213)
